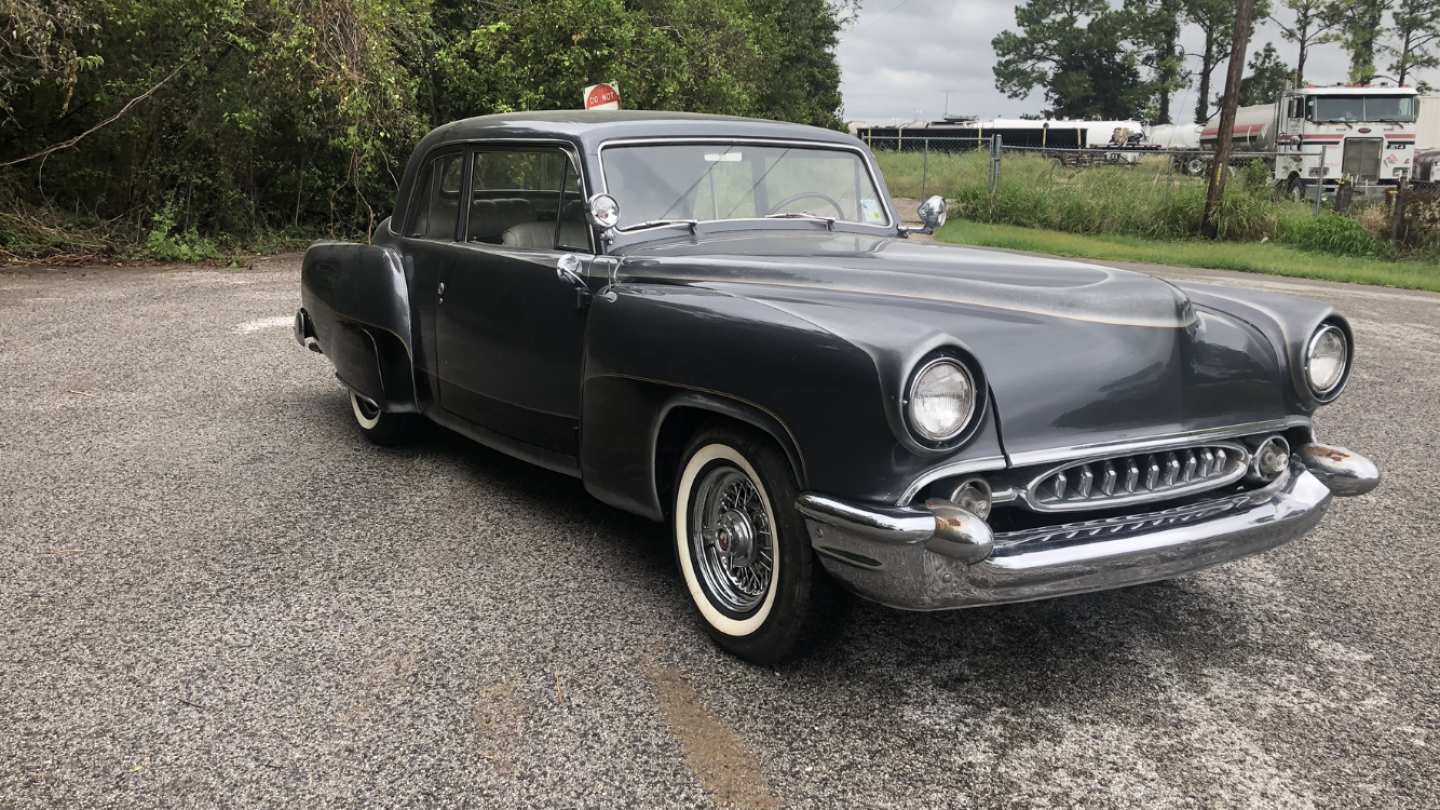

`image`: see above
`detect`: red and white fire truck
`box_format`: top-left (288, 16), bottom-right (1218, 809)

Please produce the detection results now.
top-left (1201, 84), bottom-right (1420, 198)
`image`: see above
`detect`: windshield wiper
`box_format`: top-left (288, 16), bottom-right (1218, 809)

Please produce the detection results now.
top-left (764, 211), bottom-right (836, 230)
top-left (624, 218), bottom-right (698, 234)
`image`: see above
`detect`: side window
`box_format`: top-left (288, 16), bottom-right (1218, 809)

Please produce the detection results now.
top-left (405, 153), bottom-right (465, 239)
top-left (467, 148), bottom-right (589, 251)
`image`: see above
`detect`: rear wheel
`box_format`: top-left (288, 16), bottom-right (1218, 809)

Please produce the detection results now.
top-left (671, 427), bottom-right (825, 665)
top-left (1286, 176), bottom-right (1306, 202)
top-left (349, 391), bottom-right (419, 446)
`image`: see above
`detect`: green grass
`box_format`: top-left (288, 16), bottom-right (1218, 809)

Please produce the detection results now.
top-left (936, 219), bottom-right (1440, 292)
top-left (875, 150), bottom-right (1410, 257)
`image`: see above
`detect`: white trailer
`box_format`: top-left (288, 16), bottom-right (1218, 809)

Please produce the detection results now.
top-left (1201, 85), bottom-right (1421, 198)
top-left (1144, 123), bottom-right (1202, 149)
top-left (1417, 96), bottom-right (1440, 150)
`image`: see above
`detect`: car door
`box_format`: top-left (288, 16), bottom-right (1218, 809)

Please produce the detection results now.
top-left (395, 149), bottom-right (470, 385)
top-left (434, 144), bottom-right (595, 455)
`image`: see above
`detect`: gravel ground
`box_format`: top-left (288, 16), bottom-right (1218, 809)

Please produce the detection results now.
top-left (1, 253), bottom-right (1436, 809)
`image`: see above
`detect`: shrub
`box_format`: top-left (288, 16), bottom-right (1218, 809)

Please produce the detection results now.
top-left (144, 198), bottom-right (220, 262)
top-left (1279, 213), bottom-right (1392, 258)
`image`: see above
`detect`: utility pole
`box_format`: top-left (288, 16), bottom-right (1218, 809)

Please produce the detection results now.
top-left (1201, 0), bottom-right (1258, 239)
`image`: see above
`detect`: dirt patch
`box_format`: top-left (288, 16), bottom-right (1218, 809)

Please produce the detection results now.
top-left (648, 665), bottom-right (778, 810)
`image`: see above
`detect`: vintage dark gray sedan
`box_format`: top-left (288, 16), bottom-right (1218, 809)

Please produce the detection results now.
top-left (297, 111), bottom-right (1380, 664)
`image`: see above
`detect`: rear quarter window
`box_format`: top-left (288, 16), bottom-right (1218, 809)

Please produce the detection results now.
top-left (405, 153), bottom-right (466, 239)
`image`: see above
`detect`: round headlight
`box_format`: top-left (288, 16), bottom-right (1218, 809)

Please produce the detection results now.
top-left (906, 358), bottom-right (976, 444)
top-left (1305, 324), bottom-right (1348, 399)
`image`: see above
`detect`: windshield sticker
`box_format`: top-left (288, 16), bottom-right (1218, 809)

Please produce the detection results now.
top-left (704, 152), bottom-right (743, 162)
top-left (861, 199), bottom-right (886, 224)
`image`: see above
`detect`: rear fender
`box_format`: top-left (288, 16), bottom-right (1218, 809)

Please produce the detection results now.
top-left (300, 241), bottom-right (419, 412)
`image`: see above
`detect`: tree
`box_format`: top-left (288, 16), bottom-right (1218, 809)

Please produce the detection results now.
top-left (1331, 0), bottom-right (1393, 82)
top-left (749, 0), bottom-right (846, 128)
top-left (1185, 0), bottom-right (1272, 123)
top-left (1268, 0), bottom-right (1340, 84)
top-left (1237, 42), bottom-right (1292, 103)
top-left (1203, 0), bottom-right (1258, 238)
top-left (0, 0), bottom-right (102, 126)
top-left (1, 0), bottom-right (850, 251)
top-left (1384, 0), bottom-right (1440, 84)
top-left (1125, 0), bottom-right (1188, 123)
top-left (992, 0), bottom-right (1151, 119)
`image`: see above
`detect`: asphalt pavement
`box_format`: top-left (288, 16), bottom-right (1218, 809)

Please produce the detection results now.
top-left (1, 253), bottom-right (1436, 808)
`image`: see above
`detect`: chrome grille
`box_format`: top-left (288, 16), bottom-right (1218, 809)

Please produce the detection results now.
top-left (996, 483), bottom-right (1266, 547)
top-left (1025, 442), bottom-right (1249, 512)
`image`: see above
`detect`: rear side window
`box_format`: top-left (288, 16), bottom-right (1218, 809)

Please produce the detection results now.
top-left (404, 153), bottom-right (465, 239)
top-left (467, 148), bottom-right (588, 251)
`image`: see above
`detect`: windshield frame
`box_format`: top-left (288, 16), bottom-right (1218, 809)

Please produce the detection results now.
top-left (596, 137), bottom-right (897, 235)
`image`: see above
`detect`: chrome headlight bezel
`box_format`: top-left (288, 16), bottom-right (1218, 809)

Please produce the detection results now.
top-left (904, 356), bottom-right (979, 447)
top-left (1305, 323), bottom-right (1350, 402)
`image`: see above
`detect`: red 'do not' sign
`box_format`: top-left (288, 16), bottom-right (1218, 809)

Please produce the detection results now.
top-left (584, 83), bottom-right (621, 111)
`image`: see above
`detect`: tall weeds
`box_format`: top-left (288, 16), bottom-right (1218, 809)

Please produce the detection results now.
top-left (874, 150), bottom-right (1409, 257)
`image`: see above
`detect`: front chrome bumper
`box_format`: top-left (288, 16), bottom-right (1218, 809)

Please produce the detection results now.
top-left (796, 443), bottom-right (1378, 611)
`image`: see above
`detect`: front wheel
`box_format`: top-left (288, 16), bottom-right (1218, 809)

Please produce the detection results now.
top-left (349, 391), bottom-right (419, 446)
top-left (672, 427), bottom-right (825, 665)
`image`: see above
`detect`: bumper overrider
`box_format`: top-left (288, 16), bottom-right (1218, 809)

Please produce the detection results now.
top-left (796, 443), bottom-right (1379, 611)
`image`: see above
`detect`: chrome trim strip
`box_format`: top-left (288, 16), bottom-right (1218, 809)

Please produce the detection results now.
top-left (595, 136), bottom-right (897, 231)
top-left (1004, 418), bottom-right (1310, 468)
top-left (896, 455), bottom-right (1008, 506)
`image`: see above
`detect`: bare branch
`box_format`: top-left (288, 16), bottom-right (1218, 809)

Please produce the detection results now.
top-left (0, 62), bottom-right (184, 168)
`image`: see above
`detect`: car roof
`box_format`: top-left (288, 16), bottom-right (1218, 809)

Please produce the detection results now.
top-left (423, 110), bottom-right (858, 151)
top-left (393, 110), bottom-right (865, 229)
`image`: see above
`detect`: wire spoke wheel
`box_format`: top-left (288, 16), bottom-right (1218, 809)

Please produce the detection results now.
top-left (688, 463), bottom-right (775, 615)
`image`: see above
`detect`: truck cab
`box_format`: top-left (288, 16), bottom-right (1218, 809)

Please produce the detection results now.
top-left (1273, 86), bottom-right (1419, 195)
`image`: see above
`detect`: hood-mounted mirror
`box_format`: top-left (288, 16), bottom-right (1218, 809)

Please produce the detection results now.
top-left (587, 193), bottom-right (620, 230)
top-left (915, 195), bottom-right (947, 234)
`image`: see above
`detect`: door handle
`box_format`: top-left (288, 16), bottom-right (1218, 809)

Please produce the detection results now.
top-left (437, 281), bottom-right (446, 304)
top-left (556, 254), bottom-right (590, 309)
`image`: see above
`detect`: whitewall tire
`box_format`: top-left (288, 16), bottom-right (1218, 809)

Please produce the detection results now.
top-left (674, 444), bottom-right (780, 637)
top-left (348, 391), bottom-right (418, 446)
top-left (670, 426), bottom-right (827, 664)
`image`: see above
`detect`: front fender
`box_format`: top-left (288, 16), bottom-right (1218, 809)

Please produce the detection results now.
top-left (579, 283), bottom-right (1007, 514)
top-left (1177, 282), bottom-right (1351, 411)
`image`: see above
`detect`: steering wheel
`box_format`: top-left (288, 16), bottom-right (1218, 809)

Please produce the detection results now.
top-left (765, 191), bottom-right (846, 219)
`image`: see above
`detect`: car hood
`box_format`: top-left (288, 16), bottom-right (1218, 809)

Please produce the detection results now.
top-left (616, 231), bottom-right (1292, 461)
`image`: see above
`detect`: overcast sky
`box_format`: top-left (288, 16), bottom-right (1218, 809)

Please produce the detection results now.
top-left (835, 0), bottom-right (1436, 124)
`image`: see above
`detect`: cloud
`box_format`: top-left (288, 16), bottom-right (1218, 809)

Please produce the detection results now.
top-left (836, 0), bottom-right (1433, 124)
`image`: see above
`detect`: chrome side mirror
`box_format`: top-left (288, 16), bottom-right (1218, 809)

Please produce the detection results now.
top-left (916, 195), bottom-right (947, 233)
top-left (587, 193), bottom-right (620, 230)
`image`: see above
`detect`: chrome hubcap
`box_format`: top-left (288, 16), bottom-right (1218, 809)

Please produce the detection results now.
top-left (690, 464), bottom-right (773, 615)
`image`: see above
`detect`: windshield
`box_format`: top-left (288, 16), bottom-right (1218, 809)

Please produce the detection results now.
top-left (601, 143), bottom-right (890, 230)
top-left (1311, 95), bottom-right (1417, 123)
